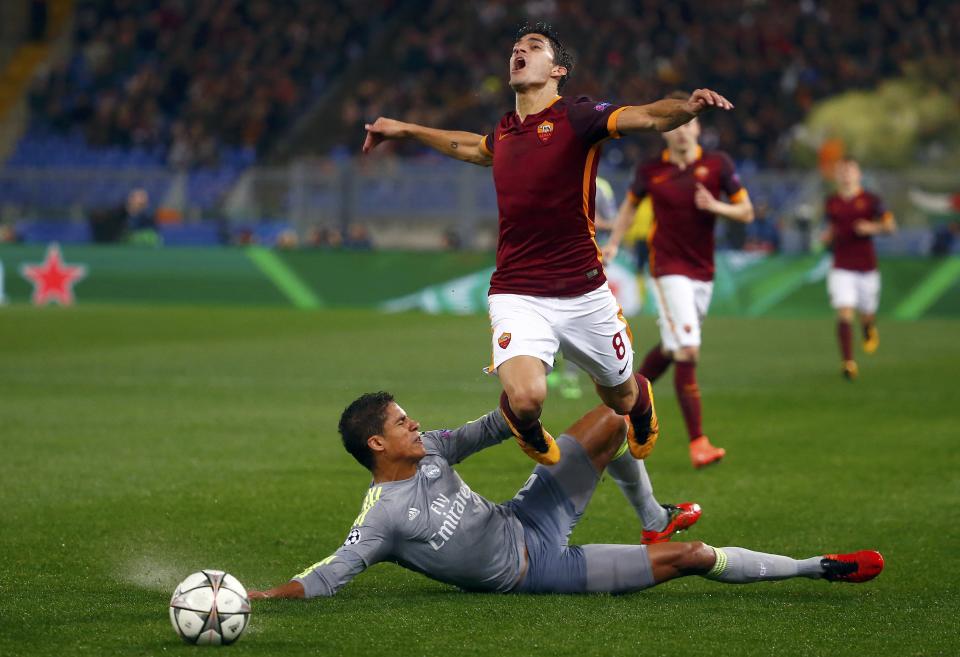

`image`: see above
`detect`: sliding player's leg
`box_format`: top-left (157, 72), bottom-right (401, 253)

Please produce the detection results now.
top-left (579, 541), bottom-right (884, 594)
top-left (606, 440), bottom-right (702, 544)
top-left (507, 405), bottom-right (699, 594)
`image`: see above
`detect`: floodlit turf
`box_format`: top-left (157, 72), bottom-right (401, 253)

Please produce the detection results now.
top-left (1, 306), bottom-right (957, 656)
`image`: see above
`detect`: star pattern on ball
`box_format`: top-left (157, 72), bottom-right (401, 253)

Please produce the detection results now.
top-left (20, 243), bottom-right (88, 306)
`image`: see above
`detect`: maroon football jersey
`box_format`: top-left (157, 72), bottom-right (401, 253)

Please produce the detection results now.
top-left (825, 190), bottom-right (889, 272)
top-left (480, 96), bottom-right (627, 297)
top-left (628, 147), bottom-right (745, 282)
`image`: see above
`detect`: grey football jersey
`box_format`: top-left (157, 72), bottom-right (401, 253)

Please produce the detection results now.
top-left (293, 410), bottom-right (526, 597)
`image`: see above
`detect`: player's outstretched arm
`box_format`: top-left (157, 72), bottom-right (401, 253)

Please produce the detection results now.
top-left (363, 117), bottom-right (492, 166)
top-left (427, 410), bottom-right (515, 465)
top-left (603, 195), bottom-right (641, 262)
top-left (615, 89), bottom-right (734, 135)
top-left (248, 580), bottom-right (305, 600)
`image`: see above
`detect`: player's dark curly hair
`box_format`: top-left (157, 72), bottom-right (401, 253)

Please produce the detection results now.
top-left (339, 391), bottom-right (394, 471)
top-left (516, 22), bottom-right (574, 90)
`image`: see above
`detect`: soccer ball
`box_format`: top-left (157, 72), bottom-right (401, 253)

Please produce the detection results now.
top-left (169, 569), bottom-right (251, 645)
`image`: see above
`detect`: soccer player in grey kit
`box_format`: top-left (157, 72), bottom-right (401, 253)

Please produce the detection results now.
top-left (249, 394), bottom-right (883, 599)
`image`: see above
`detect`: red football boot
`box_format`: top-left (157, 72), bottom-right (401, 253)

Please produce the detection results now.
top-left (641, 502), bottom-right (702, 545)
top-left (821, 550), bottom-right (884, 583)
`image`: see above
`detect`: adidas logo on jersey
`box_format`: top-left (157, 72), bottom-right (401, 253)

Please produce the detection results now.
top-left (407, 507), bottom-right (420, 521)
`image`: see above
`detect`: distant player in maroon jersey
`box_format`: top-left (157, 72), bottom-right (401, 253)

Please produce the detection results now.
top-left (604, 93), bottom-right (754, 469)
top-left (821, 158), bottom-right (896, 380)
top-left (362, 24), bottom-right (734, 471)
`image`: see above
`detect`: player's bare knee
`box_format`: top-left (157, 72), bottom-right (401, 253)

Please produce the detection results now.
top-left (600, 410), bottom-right (628, 446)
top-left (675, 347), bottom-right (699, 363)
top-left (674, 541), bottom-right (713, 573)
top-left (574, 408), bottom-right (627, 467)
top-left (506, 389), bottom-right (544, 421)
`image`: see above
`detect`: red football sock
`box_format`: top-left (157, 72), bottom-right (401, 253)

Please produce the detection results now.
top-left (837, 321), bottom-right (853, 361)
top-left (628, 372), bottom-right (652, 422)
top-left (639, 344), bottom-right (673, 383)
top-left (499, 391), bottom-right (538, 432)
top-left (674, 361), bottom-right (703, 442)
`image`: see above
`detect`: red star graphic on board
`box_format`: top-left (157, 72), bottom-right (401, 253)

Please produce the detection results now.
top-left (20, 243), bottom-right (88, 306)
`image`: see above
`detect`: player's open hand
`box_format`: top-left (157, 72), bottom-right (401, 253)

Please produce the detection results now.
top-left (685, 89), bottom-right (734, 115)
top-left (247, 590), bottom-right (270, 600)
top-left (694, 183), bottom-right (719, 212)
top-left (601, 243), bottom-right (619, 262)
top-left (363, 117), bottom-right (408, 153)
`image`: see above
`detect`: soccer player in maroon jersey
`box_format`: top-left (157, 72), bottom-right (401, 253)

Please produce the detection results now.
top-left (363, 24), bottom-right (734, 469)
top-left (821, 158), bottom-right (897, 380)
top-left (603, 93), bottom-right (754, 469)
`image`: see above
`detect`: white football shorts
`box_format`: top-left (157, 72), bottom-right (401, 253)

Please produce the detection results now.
top-left (828, 268), bottom-right (881, 314)
top-left (487, 282), bottom-right (634, 387)
top-left (650, 275), bottom-right (714, 352)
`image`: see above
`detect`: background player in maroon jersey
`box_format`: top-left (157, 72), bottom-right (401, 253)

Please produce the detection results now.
top-left (362, 24), bottom-right (733, 473)
top-left (604, 94), bottom-right (754, 469)
top-left (821, 158), bottom-right (897, 380)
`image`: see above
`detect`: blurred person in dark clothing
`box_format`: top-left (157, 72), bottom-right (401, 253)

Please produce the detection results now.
top-left (930, 221), bottom-right (960, 258)
top-left (89, 188), bottom-right (159, 244)
top-left (744, 201), bottom-right (781, 253)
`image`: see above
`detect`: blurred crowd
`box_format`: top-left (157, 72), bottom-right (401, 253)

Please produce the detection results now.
top-left (21, 0), bottom-right (958, 170)
top-left (337, 0), bottom-right (958, 168)
top-left (27, 0), bottom-right (394, 168)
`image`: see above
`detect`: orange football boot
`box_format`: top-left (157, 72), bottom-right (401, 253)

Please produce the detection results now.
top-left (863, 327), bottom-right (879, 355)
top-left (689, 435), bottom-right (725, 469)
top-left (627, 378), bottom-right (660, 460)
top-left (500, 410), bottom-right (560, 466)
top-left (842, 360), bottom-right (859, 381)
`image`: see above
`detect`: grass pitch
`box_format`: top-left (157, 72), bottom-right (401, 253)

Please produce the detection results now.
top-left (1, 306), bottom-right (957, 656)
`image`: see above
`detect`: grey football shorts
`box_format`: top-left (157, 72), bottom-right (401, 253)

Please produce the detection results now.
top-left (505, 434), bottom-right (655, 594)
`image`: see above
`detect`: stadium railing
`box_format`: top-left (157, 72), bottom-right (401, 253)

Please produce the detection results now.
top-left (1, 162), bottom-right (956, 252)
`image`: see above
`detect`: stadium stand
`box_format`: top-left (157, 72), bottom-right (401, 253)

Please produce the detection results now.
top-left (4, 0), bottom-right (399, 231)
top-left (326, 0), bottom-right (958, 168)
top-left (1, 1), bottom-right (956, 248)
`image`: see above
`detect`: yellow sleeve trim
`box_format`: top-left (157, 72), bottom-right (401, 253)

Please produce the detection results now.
top-left (295, 555), bottom-right (336, 579)
top-left (729, 188), bottom-right (748, 204)
top-left (478, 135), bottom-right (493, 156)
top-left (607, 106), bottom-right (631, 139)
top-left (352, 486), bottom-right (383, 526)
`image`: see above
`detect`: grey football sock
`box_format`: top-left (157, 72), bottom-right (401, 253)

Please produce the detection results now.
top-left (607, 448), bottom-right (668, 532)
top-left (704, 546), bottom-right (824, 583)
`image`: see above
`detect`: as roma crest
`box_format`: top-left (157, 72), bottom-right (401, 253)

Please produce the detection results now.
top-left (498, 332), bottom-right (512, 349)
top-left (694, 165), bottom-right (710, 180)
top-left (537, 121), bottom-right (554, 143)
